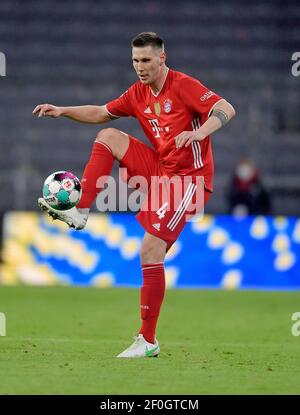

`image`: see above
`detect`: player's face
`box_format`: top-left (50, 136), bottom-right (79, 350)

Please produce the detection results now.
top-left (132, 46), bottom-right (165, 85)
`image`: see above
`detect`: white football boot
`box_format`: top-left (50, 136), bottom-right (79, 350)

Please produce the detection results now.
top-left (38, 197), bottom-right (88, 230)
top-left (117, 334), bottom-right (160, 358)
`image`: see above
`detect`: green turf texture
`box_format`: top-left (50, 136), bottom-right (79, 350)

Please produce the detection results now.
top-left (0, 286), bottom-right (299, 394)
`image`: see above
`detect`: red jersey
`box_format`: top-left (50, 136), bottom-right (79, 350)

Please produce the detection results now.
top-left (105, 69), bottom-right (223, 192)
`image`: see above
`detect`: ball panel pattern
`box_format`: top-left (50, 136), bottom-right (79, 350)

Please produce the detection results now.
top-left (42, 171), bottom-right (82, 211)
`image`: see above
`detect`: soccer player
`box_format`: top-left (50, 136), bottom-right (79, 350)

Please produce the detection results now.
top-left (33, 32), bottom-right (236, 358)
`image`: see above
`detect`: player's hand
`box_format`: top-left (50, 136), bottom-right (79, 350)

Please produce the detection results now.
top-left (175, 130), bottom-right (206, 148)
top-left (32, 104), bottom-right (63, 118)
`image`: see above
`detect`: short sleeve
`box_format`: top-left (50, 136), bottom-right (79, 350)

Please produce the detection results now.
top-left (179, 77), bottom-right (224, 119)
top-left (105, 86), bottom-right (136, 118)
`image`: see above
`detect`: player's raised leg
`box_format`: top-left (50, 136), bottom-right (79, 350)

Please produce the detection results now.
top-left (117, 233), bottom-right (167, 358)
top-left (38, 128), bottom-right (129, 229)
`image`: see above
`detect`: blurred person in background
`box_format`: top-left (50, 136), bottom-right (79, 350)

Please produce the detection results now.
top-left (228, 158), bottom-right (271, 216)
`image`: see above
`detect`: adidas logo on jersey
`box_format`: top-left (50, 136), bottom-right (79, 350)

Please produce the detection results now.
top-left (144, 107), bottom-right (152, 114)
top-left (152, 223), bottom-right (161, 231)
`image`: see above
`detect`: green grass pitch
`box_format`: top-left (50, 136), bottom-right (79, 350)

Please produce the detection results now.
top-left (0, 285), bottom-right (300, 394)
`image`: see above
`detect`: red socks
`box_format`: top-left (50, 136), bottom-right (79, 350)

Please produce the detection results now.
top-left (77, 140), bottom-right (166, 345)
top-left (139, 263), bottom-right (166, 344)
top-left (77, 141), bottom-right (114, 209)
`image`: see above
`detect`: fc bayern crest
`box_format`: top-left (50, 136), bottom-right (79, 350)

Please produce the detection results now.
top-left (164, 99), bottom-right (172, 113)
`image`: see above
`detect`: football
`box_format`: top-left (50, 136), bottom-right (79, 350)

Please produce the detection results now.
top-left (42, 171), bottom-right (82, 210)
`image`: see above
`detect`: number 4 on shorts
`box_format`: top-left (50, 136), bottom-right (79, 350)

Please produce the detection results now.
top-left (156, 202), bottom-right (168, 219)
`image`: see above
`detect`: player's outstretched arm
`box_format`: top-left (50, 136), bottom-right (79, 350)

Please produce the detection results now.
top-left (32, 104), bottom-right (112, 124)
top-left (175, 100), bottom-right (236, 148)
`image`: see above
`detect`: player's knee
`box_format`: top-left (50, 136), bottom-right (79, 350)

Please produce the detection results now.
top-left (95, 128), bottom-right (128, 159)
top-left (140, 238), bottom-right (165, 264)
top-left (95, 128), bottom-right (119, 146)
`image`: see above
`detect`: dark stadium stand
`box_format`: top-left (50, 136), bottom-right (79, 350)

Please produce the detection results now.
top-left (0, 0), bottom-right (299, 214)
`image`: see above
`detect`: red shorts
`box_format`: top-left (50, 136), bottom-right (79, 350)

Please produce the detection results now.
top-left (120, 136), bottom-right (211, 248)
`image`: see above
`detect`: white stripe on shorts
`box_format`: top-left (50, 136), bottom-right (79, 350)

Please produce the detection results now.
top-left (167, 183), bottom-right (197, 231)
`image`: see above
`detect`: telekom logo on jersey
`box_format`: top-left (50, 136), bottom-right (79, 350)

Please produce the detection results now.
top-left (148, 119), bottom-right (170, 138)
top-left (95, 169), bottom-right (205, 223)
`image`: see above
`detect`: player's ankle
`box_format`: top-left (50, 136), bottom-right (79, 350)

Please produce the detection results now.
top-left (140, 332), bottom-right (155, 344)
top-left (77, 207), bottom-right (90, 215)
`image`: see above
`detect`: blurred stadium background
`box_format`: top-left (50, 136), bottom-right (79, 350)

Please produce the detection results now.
top-left (0, 0), bottom-right (299, 289)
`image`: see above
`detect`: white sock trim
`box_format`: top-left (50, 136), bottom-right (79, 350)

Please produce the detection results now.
top-left (94, 140), bottom-right (113, 154)
top-left (77, 208), bottom-right (90, 215)
top-left (142, 264), bottom-right (165, 271)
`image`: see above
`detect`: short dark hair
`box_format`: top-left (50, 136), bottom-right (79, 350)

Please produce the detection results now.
top-left (131, 32), bottom-right (164, 49)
